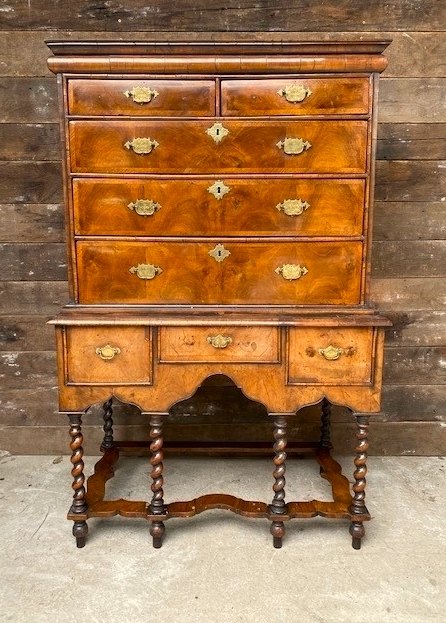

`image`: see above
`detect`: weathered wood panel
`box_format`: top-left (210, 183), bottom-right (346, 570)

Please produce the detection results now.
top-left (371, 278), bottom-right (446, 311)
top-left (372, 241), bottom-right (446, 278)
top-left (375, 161), bottom-right (446, 202)
top-left (0, 124), bottom-right (60, 161)
top-left (382, 385), bottom-right (446, 422)
top-left (374, 202), bottom-right (446, 241)
top-left (0, 162), bottom-right (61, 203)
top-left (377, 124), bottom-right (446, 161)
top-left (0, 1), bottom-right (443, 32)
top-left (0, 316), bottom-right (54, 351)
top-left (0, 204), bottom-right (64, 243)
top-left (0, 281), bottom-right (68, 314)
top-left (1, 421), bottom-right (444, 456)
top-left (0, 243), bottom-right (66, 280)
top-left (3, 31), bottom-right (446, 78)
top-left (383, 347), bottom-right (446, 385)
top-left (0, 351), bottom-right (56, 389)
top-left (0, 78), bottom-right (57, 123)
top-left (383, 311), bottom-right (446, 347)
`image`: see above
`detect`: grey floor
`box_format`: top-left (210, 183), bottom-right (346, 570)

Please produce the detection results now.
top-left (0, 452), bottom-right (445, 623)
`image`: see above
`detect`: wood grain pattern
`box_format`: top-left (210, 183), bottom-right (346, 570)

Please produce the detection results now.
top-left (0, 204), bottom-right (64, 243)
top-left (75, 240), bottom-right (363, 305)
top-left (69, 119), bottom-right (368, 174)
top-left (73, 178), bottom-right (365, 237)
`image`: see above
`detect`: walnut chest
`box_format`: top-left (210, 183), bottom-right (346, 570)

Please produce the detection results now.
top-left (47, 40), bottom-right (391, 550)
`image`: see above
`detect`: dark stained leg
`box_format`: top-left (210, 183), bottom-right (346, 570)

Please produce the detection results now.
top-left (149, 415), bottom-right (165, 548)
top-left (101, 397), bottom-right (114, 450)
top-left (320, 398), bottom-right (331, 449)
top-left (68, 413), bottom-right (88, 548)
top-left (349, 414), bottom-right (370, 550)
top-left (270, 415), bottom-right (288, 548)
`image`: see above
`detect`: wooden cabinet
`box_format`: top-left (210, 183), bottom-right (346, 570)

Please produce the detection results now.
top-left (48, 40), bottom-right (391, 551)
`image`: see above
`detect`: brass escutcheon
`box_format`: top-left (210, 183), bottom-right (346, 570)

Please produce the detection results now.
top-left (208, 244), bottom-right (231, 263)
top-left (208, 180), bottom-right (231, 200)
top-left (127, 199), bottom-right (161, 216)
top-left (95, 344), bottom-right (121, 361)
top-left (276, 198), bottom-right (310, 216)
top-left (277, 84), bottom-right (312, 103)
top-left (124, 137), bottom-right (159, 155)
top-left (206, 122), bottom-right (229, 144)
top-left (275, 264), bottom-right (308, 280)
top-left (207, 334), bottom-right (233, 349)
top-left (129, 263), bottom-right (163, 280)
top-left (276, 137), bottom-right (312, 155)
top-left (123, 85), bottom-right (159, 104)
top-left (319, 345), bottom-right (345, 361)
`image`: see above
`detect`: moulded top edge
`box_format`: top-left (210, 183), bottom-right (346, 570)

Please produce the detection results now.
top-left (46, 40), bottom-right (392, 57)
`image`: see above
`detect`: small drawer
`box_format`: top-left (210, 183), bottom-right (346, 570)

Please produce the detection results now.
top-left (221, 77), bottom-right (370, 116)
top-left (159, 327), bottom-right (280, 363)
top-left (68, 79), bottom-right (216, 116)
top-left (287, 328), bottom-right (374, 386)
top-left (65, 327), bottom-right (152, 385)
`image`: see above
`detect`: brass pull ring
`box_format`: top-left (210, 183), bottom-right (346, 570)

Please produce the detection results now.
top-left (275, 264), bottom-right (308, 280)
top-left (276, 199), bottom-right (310, 216)
top-left (129, 264), bottom-right (163, 280)
top-left (124, 86), bottom-right (159, 104)
top-left (276, 138), bottom-right (311, 156)
top-left (207, 335), bottom-right (233, 349)
top-left (124, 137), bottom-right (159, 155)
top-left (127, 199), bottom-right (161, 216)
top-left (319, 345), bottom-right (345, 361)
top-left (95, 345), bottom-right (121, 361)
top-left (278, 84), bottom-right (312, 103)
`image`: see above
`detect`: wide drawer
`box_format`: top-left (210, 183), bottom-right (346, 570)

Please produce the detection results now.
top-left (221, 77), bottom-right (370, 116)
top-left (73, 178), bottom-right (365, 237)
top-left (287, 327), bottom-right (374, 385)
top-left (65, 326), bottom-right (152, 385)
top-left (69, 120), bottom-right (368, 174)
top-left (68, 79), bottom-right (216, 116)
top-left (75, 240), bottom-right (363, 305)
top-left (159, 326), bottom-right (280, 363)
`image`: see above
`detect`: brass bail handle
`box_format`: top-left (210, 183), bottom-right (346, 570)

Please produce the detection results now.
top-left (207, 335), bottom-right (233, 349)
top-left (276, 137), bottom-right (312, 156)
top-left (278, 84), bottom-right (312, 103)
top-left (124, 137), bottom-right (159, 155)
top-left (95, 345), bottom-right (121, 361)
top-left (123, 85), bottom-right (159, 104)
top-left (319, 345), bottom-right (345, 361)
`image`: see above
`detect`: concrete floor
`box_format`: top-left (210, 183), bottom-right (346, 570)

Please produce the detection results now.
top-left (0, 452), bottom-right (444, 623)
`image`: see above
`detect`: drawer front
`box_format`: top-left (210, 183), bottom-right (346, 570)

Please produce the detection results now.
top-left (76, 240), bottom-right (363, 305)
top-left (68, 79), bottom-right (216, 116)
top-left (221, 77), bottom-right (370, 116)
top-left (65, 327), bottom-right (152, 385)
top-left (288, 327), bottom-right (374, 385)
top-left (69, 120), bottom-right (367, 174)
top-left (159, 326), bottom-right (280, 363)
top-left (73, 178), bottom-right (365, 237)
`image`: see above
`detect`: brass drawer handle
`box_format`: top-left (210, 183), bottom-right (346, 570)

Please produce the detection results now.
top-left (124, 137), bottom-right (159, 155)
top-left (129, 263), bottom-right (163, 280)
top-left (278, 84), bottom-right (312, 103)
top-left (275, 264), bottom-right (308, 280)
top-left (276, 138), bottom-right (311, 156)
top-left (124, 86), bottom-right (159, 104)
top-left (206, 122), bottom-right (229, 144)
top-left (319, 345), bottom-right (345, 361)
top-left (207, 334), bottom-right (233, 349)
top-left (127, 199), bottom-right (161, 216)
top-left (95, 344), bottom-right (121, 361)
top-left (276, 199), bottom-right (310, 216)
top-left (208, 180), bottom-right (231, 200)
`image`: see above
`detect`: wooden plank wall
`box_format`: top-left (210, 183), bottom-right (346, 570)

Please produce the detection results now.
top-left (0, 1), bottom-right (445, 455)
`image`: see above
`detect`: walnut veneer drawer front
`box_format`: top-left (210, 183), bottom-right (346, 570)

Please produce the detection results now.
top-left (73, 178), bottom-right (365, 237)
top-left (159, 327), bottom-right (280, 363)
top-left (69, 120), bottom-right (367, 174)
top-left (288, 328), bottom-right (374, 385)
top-left (76, 240), bottom-right (363, 305)
top-left (221, 77), bottom-right (370, 116)
top-left (68, 79), bottom-right (216, 116)
top-left (65, 327), bottom-right (152, 385)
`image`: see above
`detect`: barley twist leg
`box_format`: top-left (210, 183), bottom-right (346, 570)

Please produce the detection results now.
top-left (149, 415), bottom-right (165, 548)
top-left (349, 414), bottom-right (370, 550)
top-left (68, 413), bottom-right (88, 548)
top-left (101, 397), bottom-right (114, 450)
top-left (270, 415), bottom-right (288, 548)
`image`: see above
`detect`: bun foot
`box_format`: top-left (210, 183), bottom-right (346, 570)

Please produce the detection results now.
top-left (73, 520), bottom-right (88, 548)
top-left (350, 520), bottom-right (365, 550)
top-left (271, 521), bottom-right (285, 549)
top-left (150, 521), bottom-right (165, 548)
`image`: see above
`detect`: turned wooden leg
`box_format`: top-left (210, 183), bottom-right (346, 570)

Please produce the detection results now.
top-left (149, 415), bottom-right (165, 548)
top-left (349, 414), bottom-right (370, 550)
top-left (319, 398), bottom-right (331, 449)
top-left (101, 397), bottom-right (114, 450)
top-left (68, 413), bottom-right (88, 548)
top-left (270, 415), bottom-right (287, 549)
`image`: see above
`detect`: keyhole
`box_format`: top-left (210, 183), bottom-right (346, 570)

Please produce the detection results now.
top-left (216, 128), bottom-right (220, 136)
top-left (217, 249), bottom-right (223, 258)
top-left (217, 185), bottom-right (221, 195)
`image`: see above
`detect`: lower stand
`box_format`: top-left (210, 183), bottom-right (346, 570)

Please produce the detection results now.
top-left (349, 414), bottom-right (370, 550)
top-left (68, 413), bottom-right (88, 548)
